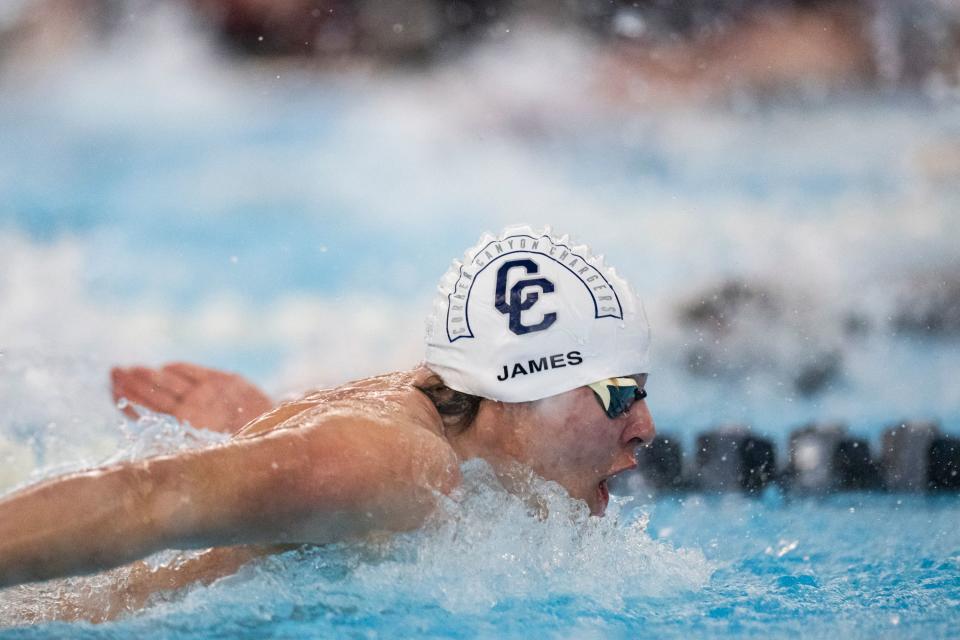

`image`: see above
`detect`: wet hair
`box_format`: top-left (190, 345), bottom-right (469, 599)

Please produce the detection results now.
top-left (415, 374), bottom-right (483, 434)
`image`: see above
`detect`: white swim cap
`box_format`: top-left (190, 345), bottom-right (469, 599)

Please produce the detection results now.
top-left (424, 225), bottom-right (651, 402)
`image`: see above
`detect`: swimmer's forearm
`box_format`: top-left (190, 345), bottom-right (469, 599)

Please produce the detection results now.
top-left (0, 419), bottom-right (460, 588)
top-left (150, 421), bottom-right (462, 548)
top-left (0, 464), bottom-right (173, 588)
top-left (0, 448), bottom-right (294, 589)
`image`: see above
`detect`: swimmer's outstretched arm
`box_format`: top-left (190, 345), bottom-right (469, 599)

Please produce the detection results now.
top-left (0, 417), bottom-right (460, 589)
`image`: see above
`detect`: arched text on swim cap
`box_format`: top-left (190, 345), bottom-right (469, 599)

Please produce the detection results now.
top-left (443, 233), bottom-right (624, 343)
top-left (494, 259), bottom-right (557, 335)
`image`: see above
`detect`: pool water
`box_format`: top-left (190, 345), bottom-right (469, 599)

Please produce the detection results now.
top-left (1, 7), bottom-right (960, 638)
top-left (2, 462), bottom-right (957, 638)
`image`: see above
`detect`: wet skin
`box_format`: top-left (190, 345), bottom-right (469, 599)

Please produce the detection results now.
top-left (111, 362), bottom-right (273, 433)
top-left (447, 373), bottom-right (654, 516)
top-left (0, 367), bottom-right (459, 594)
top-left (0, 363), bottom-right (655, 620)
top-left (111, 364), bottom-right (654, 517)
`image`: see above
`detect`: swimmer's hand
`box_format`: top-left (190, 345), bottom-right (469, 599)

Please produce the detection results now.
top-left (111, 362), bottom-right (273, 434)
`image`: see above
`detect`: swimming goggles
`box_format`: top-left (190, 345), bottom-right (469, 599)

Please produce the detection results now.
top-left (588, 376), bottom-right (647, 419)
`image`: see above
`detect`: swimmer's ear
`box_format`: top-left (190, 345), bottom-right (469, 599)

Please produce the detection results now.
top-left (415, 376), bottom-right (482, 433)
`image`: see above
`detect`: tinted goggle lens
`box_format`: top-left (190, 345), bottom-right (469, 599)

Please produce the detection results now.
top-left (588, 376), bottom-right (647, 419)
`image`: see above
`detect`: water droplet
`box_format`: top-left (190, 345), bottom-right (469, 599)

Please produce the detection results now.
top-left (776, 540), bottom-right (799, 558)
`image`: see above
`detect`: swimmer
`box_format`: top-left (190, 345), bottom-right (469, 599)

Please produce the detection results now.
top-left (0, 225), bottom-right (655, 612)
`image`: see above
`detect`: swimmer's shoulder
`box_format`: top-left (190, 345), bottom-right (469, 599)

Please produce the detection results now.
top-left (230, 367), bottom-right (461, 498)
top-left (233, 366), bottom-right (446, 440)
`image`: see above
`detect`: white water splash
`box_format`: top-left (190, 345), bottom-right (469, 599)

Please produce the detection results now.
top-left (328, 460), bottom-right (712, 614)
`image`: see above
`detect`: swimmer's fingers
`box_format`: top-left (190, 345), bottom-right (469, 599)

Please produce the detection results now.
top-left (114, 362), bottom-right (271, 432)
top-left (116, 365), bottom-right (195, 400)
top-left (150, 368), bottom-right (194, 398)
top-left (162, 362), bottom-right (220, 384)
top-left (110, 366), bottom-right (181, 416)
top-left (110, 367), bottom-right (141, 419)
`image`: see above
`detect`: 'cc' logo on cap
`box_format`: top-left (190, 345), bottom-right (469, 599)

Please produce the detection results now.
top-left (494, 259), bottom-right (557, 335)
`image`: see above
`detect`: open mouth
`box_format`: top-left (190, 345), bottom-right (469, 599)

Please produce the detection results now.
top-left (596, 479), bottom-right (610, 515)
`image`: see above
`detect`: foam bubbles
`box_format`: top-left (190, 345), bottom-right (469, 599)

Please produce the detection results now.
top-left (347, 460), bottom-right (712, 613)
top-left (0, 459), bottom-right (712, 627)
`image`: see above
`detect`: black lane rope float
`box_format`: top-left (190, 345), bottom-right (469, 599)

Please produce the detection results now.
top-left (612, 422), bottom-right (960, 496)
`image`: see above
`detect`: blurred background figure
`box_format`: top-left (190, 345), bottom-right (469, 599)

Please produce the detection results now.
top-left (3, 0), bottom-right (959, 84)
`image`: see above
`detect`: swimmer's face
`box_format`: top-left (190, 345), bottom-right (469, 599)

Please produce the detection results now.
top-left (516, 374), bottom-right (655, 516)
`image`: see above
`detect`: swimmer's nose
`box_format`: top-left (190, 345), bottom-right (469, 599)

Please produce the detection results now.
top-left (621, 401), bottom-right (656, 447)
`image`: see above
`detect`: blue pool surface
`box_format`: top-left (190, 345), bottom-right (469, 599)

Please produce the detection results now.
top-left (2, 468), bottom-right (958, 638)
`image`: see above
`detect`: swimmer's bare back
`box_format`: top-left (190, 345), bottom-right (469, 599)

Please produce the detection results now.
top-left (0, 365), bottom-right (461, 596)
